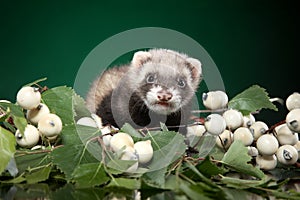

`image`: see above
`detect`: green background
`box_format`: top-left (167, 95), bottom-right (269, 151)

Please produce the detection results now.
top-left (1, 0), bottom-right (298, 124)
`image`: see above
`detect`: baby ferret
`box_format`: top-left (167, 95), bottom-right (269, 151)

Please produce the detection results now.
top-left (85, 49), bottom-right (202, 133)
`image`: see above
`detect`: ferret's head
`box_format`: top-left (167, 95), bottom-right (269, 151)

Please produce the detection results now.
top-left (129, 49), bottom-right (202, 115)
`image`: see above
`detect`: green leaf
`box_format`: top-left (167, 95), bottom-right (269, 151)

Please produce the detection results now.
top-left (144, 131), bottom-right (186, 171)
top-left (184, 161), bottom-right (219, 188)
top-left (1, 173), bottom-right (26, 183)
top-left (267, 189), bottom-right (300, 200)
top-left (0, 102), bottom-right (27, 134)
top-left (121, 123), bottom-right (144, 138)
top-left (26, 165), bottom-right (52, 184)
top-left (228, 85), bottom-right (277, 115)
top-left (221, 140), bottom-right (265, 179)
top-left (107, 178), bottom-right (141, 190)
top-left (164, 174), bottom-right (180, 190)
top-left (105, 157), bottom-right (138, 174)
top-left (142, 167), bottom-right (167, 188)
top-left (195, 134), bottom-right (217, 158)
top-left (183, 157), bottom-right (225, 182)
top-left (72, 163), bottom-right (110, 188)
top-left (196, 156), bottom-right (227, 177)
top-left (42, 86), bottom-right (75, 125)
top-left (15, 151), bottom-right (51, 174)
top-left (220, 175), bottom-right (269, 189)
top-left (51, 124), bottom-right (101, 180)
top-left (222, 188), bottom-right (256, 200)
top-left (0, 127), bottom-right (16, 174)
top-left (72, 93), bottom-right (91, 120)
top-left (179, 181), bottom-right (213, 200)
top-left (1, 165), bottom-right (52, 184)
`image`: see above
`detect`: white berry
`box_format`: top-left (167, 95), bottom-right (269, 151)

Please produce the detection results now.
top-left (26, 103), bottom-right (50, 125)
top-left (16, 86), bottom-right (41, 110)
top-left (249, 121), bottom-right (268, 140)
top-left (216, 130), bottom-right (233, 149)
top-left (243, 114), bottom-right (256, 128)
top-left (202, 91), bottom-right (228, 110)
top-left (223, 109), bottom-right (243, 130)
top-left (110, 132), bottom-right (134, 152)
top-left (187, 124), bottom-right (206, 137)
top-left (276, 145), bottom-right (298, 165)
top-left (38, 113), bottom-right (62, 137)
top-left (286, 92), bottom-right (300, 111)
top-left (293, 141), bottom-right (300, 161)
top-left (276, 124), bottom-right (299, 145)
top-left (15, 124), bottom-right (40, 148)
top-left (134, 140), bottom-right (154, 164)
top-left (233, 127), bottom-right (253, 146)
top-left (120, 146), bottom-right (139, 173)
top-left (286, 108), bottom-right (300, 132)
top-left (247, 146), bottom-right (259, 157)
top-left (100, 126), bottom-right (118, 147)
top-left (256, 134), bottom-right (279, 156)
top-left (204, 114), bottom-right (226, 135)
top-left (256, 155), bottom-right (277, 170)
top-left (76, 117), bottom-right (97, 128)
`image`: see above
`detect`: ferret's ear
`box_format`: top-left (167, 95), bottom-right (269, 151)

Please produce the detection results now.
top-left (132, 51), bottom-right (152, 67)
top-left (186, 58), bottom-right (202, 80)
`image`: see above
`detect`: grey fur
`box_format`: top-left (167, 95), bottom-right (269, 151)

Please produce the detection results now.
top-left (85, 48), bottom-right (202, 129)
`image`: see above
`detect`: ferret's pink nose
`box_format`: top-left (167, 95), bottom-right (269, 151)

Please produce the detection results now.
top-left (157, 91), bottom-right (173, 101)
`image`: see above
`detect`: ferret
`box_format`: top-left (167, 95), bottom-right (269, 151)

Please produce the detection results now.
top-left (85, 49), bottom-right (202, 133)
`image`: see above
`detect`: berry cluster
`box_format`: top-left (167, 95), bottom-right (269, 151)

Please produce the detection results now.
top-left (188, 91), bottom-right (300, 170)
top-left (76, 116), bottom-right (154, 173)
top-left (15, 86), bottom-right (62, 148)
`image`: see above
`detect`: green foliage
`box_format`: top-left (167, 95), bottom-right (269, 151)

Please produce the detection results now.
top-left (51, 125), bottom-right (100, 180)
top-left (228, 85), bottom-right (277, 115)
top-left (107, 178), bottom-right (141, 190)
top-left (72, 163), bottom-right (110, 188)
top-left (0, 80), bottom-right (299, 200)
top-left (25, 165), bottom-right (52, 184)
top-left (0, 127), bottom-right (16, 174)
top-left (42, 86), bottom-right (75, 125)
top-left (0, 102), bottom-right (27, 134)
top-left (221, 140), bottom-right (265, 179)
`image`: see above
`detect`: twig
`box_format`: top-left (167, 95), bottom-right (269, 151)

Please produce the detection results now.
top-left (136, 122), bottom-right (202, 132)
top-left (267, 120), bottom-right (286, 134)
top-left (15, 145), bottom-right (64, 156)
top-left (191, 108), bottom-right (227, 114)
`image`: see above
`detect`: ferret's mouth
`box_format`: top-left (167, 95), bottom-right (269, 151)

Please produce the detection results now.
top-left (156, 101), bottom-right (170, 107)
top-left (146, 100), bottom-right (180, 115)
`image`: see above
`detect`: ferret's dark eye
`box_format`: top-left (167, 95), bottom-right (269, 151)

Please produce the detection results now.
top-left (146, 74), bottom-right (156, 83)
top-left (177, 79), bottom-right (186, 88)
